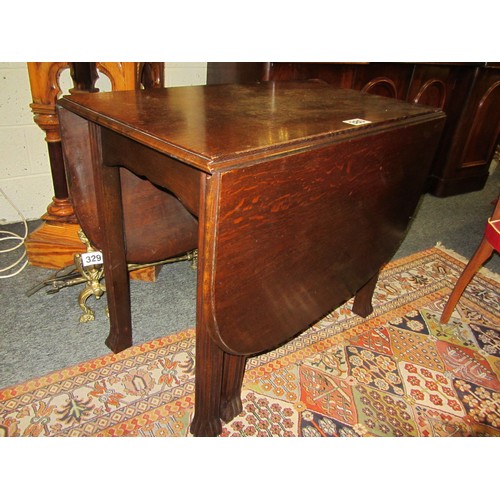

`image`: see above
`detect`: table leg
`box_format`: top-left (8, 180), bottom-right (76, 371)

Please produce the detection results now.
top-left (190, 324), bottom-right (224, 437)
top-left (89, 123), bottom-right (132, 353)
top-left (352, 271), bottom-right (379, 318)
top-left (219, 353), bottom-right (247, 423)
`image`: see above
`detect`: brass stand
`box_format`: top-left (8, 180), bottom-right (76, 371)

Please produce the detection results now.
top-left (73, 230), bottom-right (106, 322)
top-left (73, 230), bottom-right (198, 323)
top-left (27, 229), bottom-right (198, 323)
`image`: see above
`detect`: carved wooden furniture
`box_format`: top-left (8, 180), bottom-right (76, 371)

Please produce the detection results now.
top-left (207, 62), bottom-right (500, 197)
top-left (25, 62), bottom-right (165, 281)
top-left (58, 81), bottom-right (445, 436)
top-left (441, 192), bottom-right (500, 323)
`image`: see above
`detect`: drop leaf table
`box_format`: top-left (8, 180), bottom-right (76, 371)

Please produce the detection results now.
top-left (58, 81), bottom-right (445, 436)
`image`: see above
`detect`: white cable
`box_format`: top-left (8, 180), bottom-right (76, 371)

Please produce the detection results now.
top-left (0, 187), bottom-right (29, 278)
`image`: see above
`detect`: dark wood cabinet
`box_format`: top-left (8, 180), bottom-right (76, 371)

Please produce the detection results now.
top-left (207, 62), bottom-right (500, 197)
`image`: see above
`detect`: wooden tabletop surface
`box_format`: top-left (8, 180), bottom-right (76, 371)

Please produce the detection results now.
top-left (60, 81), bottom-right (442, 171)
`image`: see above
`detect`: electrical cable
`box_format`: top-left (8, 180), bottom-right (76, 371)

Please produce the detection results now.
top-left (0, 187), bottom-right (29, 278)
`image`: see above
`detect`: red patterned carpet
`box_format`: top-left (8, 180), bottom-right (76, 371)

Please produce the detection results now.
top-left (1, 246), bottom-right (499, 437)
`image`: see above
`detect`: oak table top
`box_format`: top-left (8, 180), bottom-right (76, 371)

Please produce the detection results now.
top-left (60, 81), bottom-right (441, 171)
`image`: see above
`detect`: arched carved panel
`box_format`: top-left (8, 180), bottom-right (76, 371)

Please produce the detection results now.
top-left (96, 62), bottom-right (139, 91)
top-left (95, 62), bottom-right (165, 91)
top-left (69, 63), bottom-right (99, 93)
top-left (462, 80), bottom-right (500, 167)
top-left (361, 77), bottom-right (398, 99)
top-left (412, 79), bottom-right (447, 109)
top-left (27, 62), bottom-right (70, 142)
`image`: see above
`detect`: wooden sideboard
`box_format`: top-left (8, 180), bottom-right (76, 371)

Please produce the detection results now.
top-left (207, 62), bottom-right (500, 197)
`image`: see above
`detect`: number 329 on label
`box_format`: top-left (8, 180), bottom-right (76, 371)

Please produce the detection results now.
top-left (81, 251), bottom-right (104, 267)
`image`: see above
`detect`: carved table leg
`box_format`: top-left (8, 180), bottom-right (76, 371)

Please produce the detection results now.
top-left (352, 271), bottom-right (379, 318)
top-left (190, 326), bottom-right (224, 437)
top-left (219, 353), bottom-right (247, 423)
top-left (88, 122), bottom-right (132, 353)
top-left (190, 175), bottom-right (225, 437)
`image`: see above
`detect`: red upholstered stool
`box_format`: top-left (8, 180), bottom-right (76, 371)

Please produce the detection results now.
top-left (441, 196), bottom-right (500, 323)
top-left (485, 217), bottom-right (500, 249)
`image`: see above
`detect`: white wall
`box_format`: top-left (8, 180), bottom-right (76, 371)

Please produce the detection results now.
top-left (0, 62), bottom-right (207, 224)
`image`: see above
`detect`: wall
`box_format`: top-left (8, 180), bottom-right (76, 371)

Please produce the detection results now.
top-left (0, 62), bottom-right (207, 224)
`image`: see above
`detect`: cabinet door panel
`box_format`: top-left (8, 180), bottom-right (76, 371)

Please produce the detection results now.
top-left (353, 63), bottom-right (413, 100)
top-left (462, 78), bottom-right (500, 168)
top-left (412, 79), bottom-right (447, 108)
top-left (361, 77), bottom-right (398, 98)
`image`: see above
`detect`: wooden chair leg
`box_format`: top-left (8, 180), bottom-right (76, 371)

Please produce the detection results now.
top-left (440, 237), bottom-right (495, 323)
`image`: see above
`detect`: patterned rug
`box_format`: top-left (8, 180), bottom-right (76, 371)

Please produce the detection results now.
top-left (1, 245), bottom-right (499, 437)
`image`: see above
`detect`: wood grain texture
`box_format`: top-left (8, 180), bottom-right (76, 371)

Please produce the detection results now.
top-left (205, 119), bottom-right (445, 355)
top-left (208, 63), bottom-right (500, 197)
top-left (24, 222), bottom-right (86, 269)
top-left (58, 108), bottom-right (198, 265)
top-left (60, 82), bottom-right (442, 171)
